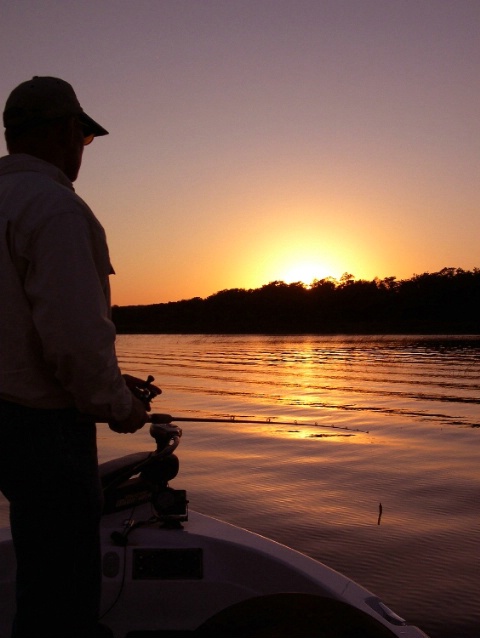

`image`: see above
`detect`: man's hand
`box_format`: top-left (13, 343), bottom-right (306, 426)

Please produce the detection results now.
top-left (108, 395), bottom-right (148, 434)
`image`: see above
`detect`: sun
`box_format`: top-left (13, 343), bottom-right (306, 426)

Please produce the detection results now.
top-left (247, 241), bottom-right (347, 291)
top-left (280, 260), bottom-right (334, 286)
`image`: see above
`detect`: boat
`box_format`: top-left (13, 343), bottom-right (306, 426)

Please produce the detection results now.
top-left (0, 414), bottom-right (429, 637)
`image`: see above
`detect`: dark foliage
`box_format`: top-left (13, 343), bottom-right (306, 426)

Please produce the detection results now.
top-left (112, 267), bottom-right (480, 334)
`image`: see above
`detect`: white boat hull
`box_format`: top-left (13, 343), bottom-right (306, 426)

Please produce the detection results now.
top-left (0, 502), bottom-right (428, 637)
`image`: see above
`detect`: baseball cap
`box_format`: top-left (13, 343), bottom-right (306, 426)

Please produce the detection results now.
top-left (3, 76), bottom-right (108, 138)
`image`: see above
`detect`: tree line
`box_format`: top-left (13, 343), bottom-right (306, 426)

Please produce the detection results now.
top-left (112, 267), bottom-right (480, 334)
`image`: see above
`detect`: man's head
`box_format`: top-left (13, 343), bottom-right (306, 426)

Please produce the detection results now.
top-left (3, 76), bottom-right (108, 181)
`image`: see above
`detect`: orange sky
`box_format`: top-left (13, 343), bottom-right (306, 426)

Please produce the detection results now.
top-left (1, 1), bottom-right (479, 306)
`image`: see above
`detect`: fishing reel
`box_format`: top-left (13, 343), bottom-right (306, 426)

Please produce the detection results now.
top-left (130, 374), bottom-right (161, 410)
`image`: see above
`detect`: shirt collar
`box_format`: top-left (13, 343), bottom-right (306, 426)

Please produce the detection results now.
top-left (0, 153), bottom-right (74, 191)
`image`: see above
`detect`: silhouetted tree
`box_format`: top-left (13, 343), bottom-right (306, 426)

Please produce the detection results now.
top-left (112, 268), bottom-right (480, 335)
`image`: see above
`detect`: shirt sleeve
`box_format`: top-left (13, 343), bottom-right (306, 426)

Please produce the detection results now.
top-left (24, 208), bottom-right (132, 421)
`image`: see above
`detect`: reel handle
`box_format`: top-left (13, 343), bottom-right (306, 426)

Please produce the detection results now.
top-left (131, 375), bottom-right (161, 409)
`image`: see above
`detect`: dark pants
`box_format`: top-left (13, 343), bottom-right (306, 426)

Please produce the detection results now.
top-left (0, 399), bottom-right (103, 638)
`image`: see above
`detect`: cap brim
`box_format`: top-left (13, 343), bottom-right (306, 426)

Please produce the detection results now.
top-left (78, 112), bottom-right (109, 137)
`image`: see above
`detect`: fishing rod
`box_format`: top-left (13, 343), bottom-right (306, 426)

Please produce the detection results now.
top-left (132, 375), bottom-right (368, 434)
top-left (148, 413), bottom-right (367, 433)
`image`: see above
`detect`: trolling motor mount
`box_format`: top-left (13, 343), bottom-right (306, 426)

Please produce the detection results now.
top-left (102, 416), bottom-right (188, 527)
top-left (146, 419), bottom-right (187, 524)
top-left (149, 420), bottom-right (182, 451)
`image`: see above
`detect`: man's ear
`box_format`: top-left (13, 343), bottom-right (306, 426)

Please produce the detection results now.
top-left (56, 115), bottom-right (77, 144)
top-left (44, 115), bottom-right (74, 149)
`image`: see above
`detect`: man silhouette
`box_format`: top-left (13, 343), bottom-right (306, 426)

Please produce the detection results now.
top-left (0, 76), bottom-right (150, 638)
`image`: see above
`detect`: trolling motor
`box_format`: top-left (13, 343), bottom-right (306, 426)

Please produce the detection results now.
top-left (101, 408), bottom-right (188, 528)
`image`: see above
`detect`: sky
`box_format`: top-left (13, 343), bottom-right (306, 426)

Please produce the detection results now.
top-left (1, 0), bottom-right (479, 306)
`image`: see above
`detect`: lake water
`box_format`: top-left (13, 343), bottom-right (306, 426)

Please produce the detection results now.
top-left (1, 334), bottom-right (479, 637)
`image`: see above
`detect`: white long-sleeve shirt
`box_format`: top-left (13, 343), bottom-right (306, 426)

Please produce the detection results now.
top-left (0, 153), bottom-right (132, 420)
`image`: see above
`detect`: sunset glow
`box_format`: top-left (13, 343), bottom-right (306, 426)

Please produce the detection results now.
top-left (1, 2), bottom-right (479, 306)
top-left (274, 259), bottom-right (336, 286)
